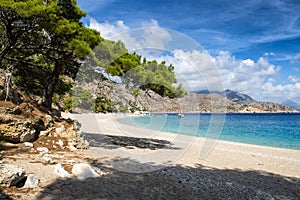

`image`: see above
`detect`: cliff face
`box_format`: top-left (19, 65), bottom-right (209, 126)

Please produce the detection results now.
top-left (95, 80), bottom-right (296, 113)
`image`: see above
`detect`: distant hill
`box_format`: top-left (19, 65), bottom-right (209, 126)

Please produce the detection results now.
top-left (91, 80), bottom-right (295, 113)
top-left (282, 100), bottom-right (300, 111)
top-left (193, 89), bottom-right (256, 103)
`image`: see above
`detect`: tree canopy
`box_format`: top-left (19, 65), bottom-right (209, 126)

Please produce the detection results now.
top-left (0, 0), bottom-right (103, 108)
top-left (91, 40), bottom-right (186, 98)
top-left (0, 0), bottom-right (186, 112)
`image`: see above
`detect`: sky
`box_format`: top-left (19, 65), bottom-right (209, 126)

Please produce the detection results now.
top-left (77, 0), bottom-right (300, 103)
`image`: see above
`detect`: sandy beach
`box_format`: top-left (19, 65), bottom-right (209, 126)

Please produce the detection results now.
top-left (2, 113), bottom-right (300, 199)
top-left (75, 113), bottom-right (300, 178)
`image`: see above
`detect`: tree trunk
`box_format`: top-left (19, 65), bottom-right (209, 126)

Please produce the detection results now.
top-left (42, 60), bottom-right (64, 109)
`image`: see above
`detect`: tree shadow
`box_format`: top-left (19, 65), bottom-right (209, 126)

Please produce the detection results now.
top-left (83, 132), bottom-right (180, 150)
top-left (34, 157), bottom-right (300, 200)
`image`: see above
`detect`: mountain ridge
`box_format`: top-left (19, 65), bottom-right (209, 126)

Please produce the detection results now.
top-left (193, 89), bottom-right (256, 103)
top-left (90, 80), bottom-right (297, 113)
top-left (282, 100), bottom-right (300, 111)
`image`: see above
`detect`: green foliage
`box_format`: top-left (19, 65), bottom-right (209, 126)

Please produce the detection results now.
top-left (0, 0), bottom-right (186, 110)
top-left (129, 88), bottom-right (141, 98)
top-left (118, 105), bottom-right (128, 113)
top-left (63, 86), bottom-right (93, 112)
top-left (0, 0), bottom-right (103, 109)
top-left (94, 42), bottom-right (187, 98)
top-left (129, 107), bottom-right (136, 113)
top-left (94, 96), bottom-right (112, 113)
top-left (123, 60), bottom-right (185, 98)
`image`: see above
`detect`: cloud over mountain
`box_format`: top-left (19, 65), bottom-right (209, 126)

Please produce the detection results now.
top-left (87, 18), bottom-right (300, 103)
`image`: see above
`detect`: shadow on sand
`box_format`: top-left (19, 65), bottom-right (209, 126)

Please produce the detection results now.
top-left (34, 157), bottom-right (300, 200)
top-left (83, 132), bottom-right (180, 150)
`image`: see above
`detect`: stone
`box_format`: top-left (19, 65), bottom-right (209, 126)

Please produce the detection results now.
top-left (23, 174), bottom-right (39, 188)
top-left (42, 154), bottom-right (53, 163)
top-left (84, 140), bottom-right (90, 148)
top-left (71, 163), bottom-right (100, 180)
top-left (20, 129), bottom-right (36, 142)
top-left (12, 106), bottom-right (22, 115)
top-left (39, 130), bottom-right (50, 137)
top-left (36, 147), bottom-right (49, 153)
top-left (24, 142), bottom-right (34, 148)
top-left (45, 115), bottom-right (53, 128)
top-left (57, 139), bottom-right (64, 147)
top-left (69, 144), bottom-right (77, 151)
top-left (0, 164), bottom-right (26, 186)
top-left (56, 125), bottom-right (65, 133)
top-left (54, 164), bottom-right (70, 178)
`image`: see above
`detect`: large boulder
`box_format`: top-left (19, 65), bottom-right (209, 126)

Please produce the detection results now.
top-left (0, 114), bottom-right (44, 143)
top-left (0, 164), bottom-right (26, 187)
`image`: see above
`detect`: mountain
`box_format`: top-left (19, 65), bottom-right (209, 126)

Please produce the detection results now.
top-left (193, 89), bottom-right (256, 103)
top-left (91, 80), bottom-right (295, 113)
top-left (282, 100), bottom-right (300, 111)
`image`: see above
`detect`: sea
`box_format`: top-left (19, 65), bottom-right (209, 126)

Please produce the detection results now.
top-left (118, 113), bottom-right (300, 150)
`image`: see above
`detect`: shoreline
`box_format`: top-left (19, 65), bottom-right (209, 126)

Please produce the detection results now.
top-left (66, 113), bottom-right (300, 178)
top-left (119, 113), bottom-right (300, 151)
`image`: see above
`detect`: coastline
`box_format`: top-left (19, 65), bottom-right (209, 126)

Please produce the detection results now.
top-left (68, 113), bottom-right (300, 178)
top-left (3, 112), bottom-right (299, 199)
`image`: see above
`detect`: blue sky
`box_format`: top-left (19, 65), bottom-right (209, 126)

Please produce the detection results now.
top-left (77, 0), bottom-right (300, 103)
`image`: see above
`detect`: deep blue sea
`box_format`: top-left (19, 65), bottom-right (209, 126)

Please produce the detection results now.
top-left (118, 113), bottom-right (300, 150)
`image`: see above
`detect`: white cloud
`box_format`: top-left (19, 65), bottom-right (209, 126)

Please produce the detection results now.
top-left (86, 18), bottom-right (300, 102)
top-left (157, 50), bottom-right (297, 102)
top-left (291, 52), bottom-right (300, 64)
top-left (263, 52), bottom-right (275, 57)
top-left (89, 18), bottom-right (130, 39)
top-left (88, 18), bottom-right (171, 53)
top-left (288, 75), bottom-right (299, 83)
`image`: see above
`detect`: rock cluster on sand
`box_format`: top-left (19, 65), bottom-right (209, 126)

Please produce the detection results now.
top-left (0, 163), bottom-right (40, 188)
top-left (0, 164), bottom-right (26, 187)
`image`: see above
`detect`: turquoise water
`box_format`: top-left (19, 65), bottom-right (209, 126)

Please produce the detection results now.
top-left (118, 113), bottom-right (300, 150)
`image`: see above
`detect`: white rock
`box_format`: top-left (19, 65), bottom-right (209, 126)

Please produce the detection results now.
top-left (71, 163), bottom-right (100, 180)
top-left (42, 154), bottom-right (53, 163)
top-left (0, 164), bottom-right (26, 186)
top-left (39, 130), bottom-right (50, 137)
top-left (36, 147), bottom-right (49, 153)
top-left (24, 142), bottom-right (34, 148)
top-left (84, 140), bottom-right (89, 148)
top-left (20, 129), bottom-right (36, 142)
top-left (23, 174), bottom-right (39, 188)
top-left (54, 164), bottom-right (70, 178)
top-left (57, 139), bottom-right (64, 147)
top-left (56, 125), bottom-right (65, 133)
top-left (69, 144), bottom-right (77, 151)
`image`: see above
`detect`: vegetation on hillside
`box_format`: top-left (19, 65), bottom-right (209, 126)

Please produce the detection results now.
top-left (0, 0), bottom-right (186, 113)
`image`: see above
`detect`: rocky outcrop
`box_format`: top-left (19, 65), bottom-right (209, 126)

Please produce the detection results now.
top-left (0, 114), bottom-right (44, 143)
top-left (93, 80), bottom-right (296, 113)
